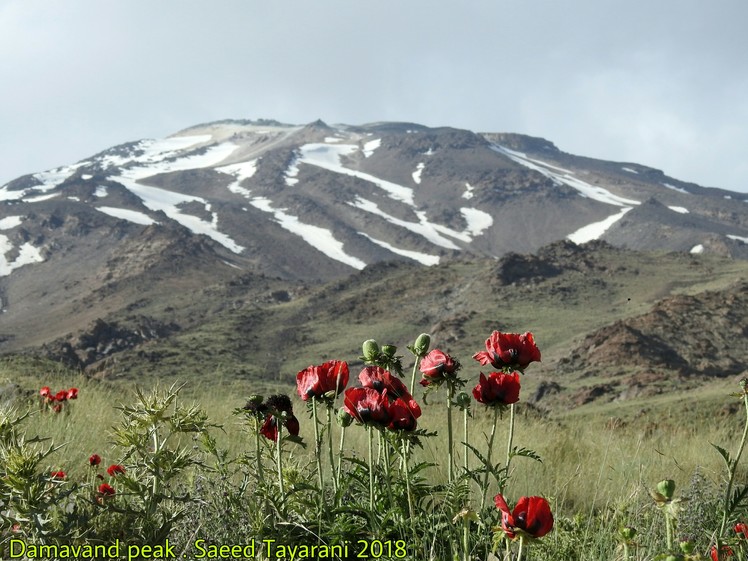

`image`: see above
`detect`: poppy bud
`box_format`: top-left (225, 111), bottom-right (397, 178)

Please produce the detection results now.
top-left (619, 526), bottom-right (637, 541)
top-left (381, 344), bottom-right (397, 358)
top-left (336, 408), bottom-right (354, 428)
top-left (362, 340), bottom-right (380, 362)
top-left (246, 394), bottom-right (264, 406)
top-left (412, 333), bottom-right (431, 357)
top-left (680, 540), bottom-right (695, 554)
top-left (656, 479), bottom-right (676, 500)
top-left (456, 391), bottom-right (471, 410)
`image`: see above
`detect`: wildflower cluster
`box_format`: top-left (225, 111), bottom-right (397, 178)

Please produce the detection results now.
top-left (38, 385), bottom-right (78, 413)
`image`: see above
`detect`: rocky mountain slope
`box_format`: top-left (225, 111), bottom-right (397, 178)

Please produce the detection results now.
top-left (2, 119), bottom-right (748, 410)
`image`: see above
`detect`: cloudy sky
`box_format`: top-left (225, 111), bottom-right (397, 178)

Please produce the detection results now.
top-left (2, 0), bottom-right (747, 192)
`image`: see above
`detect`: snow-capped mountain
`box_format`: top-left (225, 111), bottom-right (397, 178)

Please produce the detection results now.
top-left (2, 119), bottom-right (748, 354)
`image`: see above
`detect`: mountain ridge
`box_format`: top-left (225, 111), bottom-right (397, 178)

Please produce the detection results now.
top-left (2, 119), bottom-right (748, 410)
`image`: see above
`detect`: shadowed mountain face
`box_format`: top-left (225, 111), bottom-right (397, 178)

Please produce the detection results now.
top-left (2, 119), bottom-right (748, 404)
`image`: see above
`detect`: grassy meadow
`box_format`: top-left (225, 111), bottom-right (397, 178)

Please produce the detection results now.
top-left (2, 352), bottom-right (746, 560)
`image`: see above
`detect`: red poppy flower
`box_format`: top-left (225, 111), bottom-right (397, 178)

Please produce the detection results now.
top-left (419, 349), bottom-right (460, 385)
top-left (735, 522), bottom-right (748, 538)
top-left (98, 483), bottom-right (116, 496)
top-left (296, 360), bottom-right (349, 401)
top-left (50, 470), bottom-right (66, 480)
top-left (67, 388), bottom-right (78, 400)
top-left (52, 404), bottom-right (63, 413)
top-left (343, 387), bottom-right (391, 426)
top-left (259, 413), bottom-right (300, 441)
top-left (88, 454), bottom-right (102, 467)
top-left (358, 366), bottom-right (410, 397)
top-left (387, 396), bottom-right (422, 431)
top-left (39, 386), bottom-right (51, 398)
top-left (473, 331), bottom-right (541, 371)
top-left (711, 544), bottom-right (734, 561)
top-left (106, 464), bottom-right (126, 476)
top-left (473, 372), bottom-right (521, 406)
top-left (494, 494), bottom-right (554, 539)
top-left (54, 390), bottom-right (68, 402)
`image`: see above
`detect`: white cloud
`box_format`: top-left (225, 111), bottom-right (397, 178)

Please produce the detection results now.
top-left (1, 0), bottom-right (748, 192)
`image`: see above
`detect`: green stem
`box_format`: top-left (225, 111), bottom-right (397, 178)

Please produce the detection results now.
top-left (481, 407), bottom-right (500, 510)
top-left (505, 403), bottom-right (516, 478)
top-left (401, 439), bottom-right (414, 520)
top-left (665, 512), bottom-right (673, 551)
top-left (276, 419), bottom-right (285, 499)
top-left (368, 426), bottom-right (375, 511)
top-left (462, 518), bottom-right (470, 561)
top-left (326, 406), bottom-right (337, 494)
top-left (382, 433), bottom-right (394, 509)
top-left (255, 425), bottom-right (264, 486)
top-left (312, 398), bottom-right (324, 494)
top-left (336, 425), bottom-right (346, 488)
top-left (447, 384), bottom-right (455, 484)
top-left (719, 390), bottom-right (748, 538)
top-left (463, 405), bottom-right (469, 474)
top-left (516, 535), bottom-right (525, 561)
top-left (409, 354), bottom-right (422, 395)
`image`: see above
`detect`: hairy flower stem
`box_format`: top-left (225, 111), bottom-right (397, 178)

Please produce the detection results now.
top-left (255, 426), bottom-right (264, 486)
top-left (481, 407), bottom-right (500, 510)
top-left (665, 512), bottom-right (673, 551)
top-left (505, 403), bottom-right (516, 476)
top-left (326, 407), bottom-right (337, 494)
top-left (409, 355), bottom-right (422, 395)
top-left (276, 422), bottom-right (285, 499)
top-left (447, 384), bottom-right (455, 484)
top-left (382, 435), bottom-right (394, 510)
top-left (463, 406), bottom-right (469, 474)
top-left (462, 518), bottom-right (470, 561)
top-left (516, 535), bottom-right (525, 561)
top-left (368, 426), bottom-right (375, 511)
top-left (336, 425), bottom-right (346, 489)
top-left (311, 398), bottom-right (324, 495)
top-left (719, 390), bottom-right (748, 539)
top-left (401, 439), bottom-right (414, 521)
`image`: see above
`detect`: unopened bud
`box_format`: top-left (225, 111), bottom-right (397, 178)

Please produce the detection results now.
top-left (337, 408), bottom-right (354, 428)
top-left (456, 391), bottom-right (472, 410)
top-left (413, 333), bottom-right (431, 357)
top-left (381, 344), bottom-right (397, 358)
top-left (619, 526), bottom-right (637, 541)
top-left (247, 394), bottom-right (263, 405)
top-left (679, 540), bottom-right (695, 554)
top-left (362, 339), bottom-right (380, 362)
top-left (656, 479), bottom-right (676, 500)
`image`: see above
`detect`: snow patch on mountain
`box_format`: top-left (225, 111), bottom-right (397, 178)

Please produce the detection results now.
top-left (460, 207), bottom-right (494, 237)
top-left (250, 197), bottom-right (366, 269)
top-left (663, 182), bottom-right (690, 194)
top-left (97, 207), bottom-right (157, 225)
top-left (358, 232), bottom-right (440, 266)
top-left (350, 197), bottom-right (461, 249)
top-left (104, 140), bottom-right (244, 253)
top-left (298, 143), bottom-right (415, 206)
top-left (690, 244), bottom-right (705, 254)
top-left (727, 234), bottom-right (748, 244)
top-left (668, 206), bottom-right (689, 214)
top-left (493, 145), bottom-right (641, 207)
top-left (412, 163), bottom-right (425, 184)
top-left (567, 207), bottom-right (632, 244)
top-left (622, 167), bottom-right (638, 174)
top-left (95, 186), bottom-right (108, 198)
top-left (0, 216), bottom-right (23, 230)
top-left (462, 183), bottom-right (474, 200)
top-left (362, 138), bottom-right (381, 158)
top-left (218, 160), bottom-right (258, 196)
top-left (0, 236), bottom-right (44, 277)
